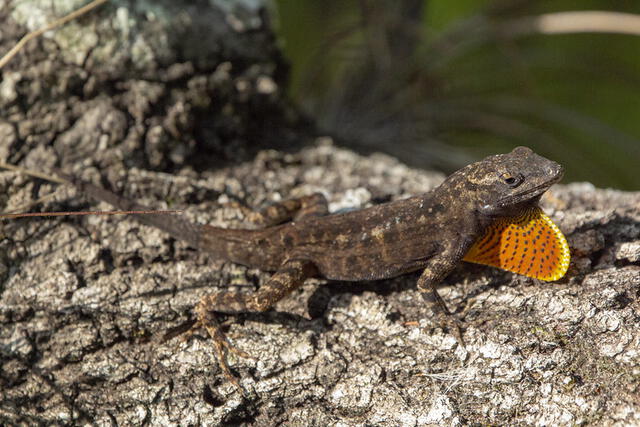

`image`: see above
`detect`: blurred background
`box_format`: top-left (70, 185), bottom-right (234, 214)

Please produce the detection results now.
top-left (273, 0), bottom-right (640, 190)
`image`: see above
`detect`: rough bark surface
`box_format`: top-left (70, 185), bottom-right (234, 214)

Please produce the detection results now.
top-left (3, 141), bottom-right (640, 425)
top-left (0, 0), bottom-right (299, 175)
top-left (2, 2), bottom-right (640, 426)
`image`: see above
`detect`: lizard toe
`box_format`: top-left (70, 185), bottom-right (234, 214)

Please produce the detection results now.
top-left (174, 307), bottom-right (254, 392)
top-left (434, 311), bottom-right (466, 348)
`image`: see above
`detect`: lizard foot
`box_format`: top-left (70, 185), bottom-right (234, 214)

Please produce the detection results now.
top-left (180, 302), bottom-right (255, 392)
top-left (434, 311), bottom-right (466, 348)
top-left (419, 288), bottom-right (466, 347)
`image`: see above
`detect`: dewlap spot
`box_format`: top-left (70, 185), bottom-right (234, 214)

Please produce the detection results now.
top-left (463, 206), bottom-right (570, 281)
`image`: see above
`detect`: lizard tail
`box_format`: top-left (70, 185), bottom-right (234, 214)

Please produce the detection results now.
top-left (53, 168), bottom-right (202, 248)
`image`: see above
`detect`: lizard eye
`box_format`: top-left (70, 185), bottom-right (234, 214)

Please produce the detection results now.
top-left (500, 172), bottom-right (523, 188)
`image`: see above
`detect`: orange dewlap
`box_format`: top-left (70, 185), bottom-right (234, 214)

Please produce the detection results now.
top-left (463, 206), bottom-right (570, 281)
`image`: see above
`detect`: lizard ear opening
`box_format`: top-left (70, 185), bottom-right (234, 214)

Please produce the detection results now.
top-left (478, 202), bottom-right (501, 217)
top-left (463, 206), bottom-right (570, 281)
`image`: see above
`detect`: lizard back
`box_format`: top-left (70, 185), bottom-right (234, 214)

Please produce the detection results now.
top-left (280, 194), bottom-right (461, 281)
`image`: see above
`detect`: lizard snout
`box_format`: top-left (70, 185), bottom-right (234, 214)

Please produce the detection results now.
top-left (546, 163), bottom-right (564, 181)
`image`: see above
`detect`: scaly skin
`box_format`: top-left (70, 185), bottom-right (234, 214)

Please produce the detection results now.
top-left (54, 146), bottom-right (564, 388)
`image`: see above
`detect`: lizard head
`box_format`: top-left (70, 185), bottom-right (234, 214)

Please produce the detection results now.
top-left (452, 146), bottom-right (564, 217)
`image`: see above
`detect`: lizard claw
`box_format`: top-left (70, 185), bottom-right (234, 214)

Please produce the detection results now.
top-left (434, 311), bottom-right (466, 348)
top-left (419, 289), bottom-right (466, 348)
top-left (447, 318), bottom-right (466, 348)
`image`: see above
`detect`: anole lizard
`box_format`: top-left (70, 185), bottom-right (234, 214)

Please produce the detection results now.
top-left (52, 146), bottom-right (570, 387)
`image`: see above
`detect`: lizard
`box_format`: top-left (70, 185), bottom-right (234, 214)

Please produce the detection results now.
top-left (52, 146), bottom-right (570, 388)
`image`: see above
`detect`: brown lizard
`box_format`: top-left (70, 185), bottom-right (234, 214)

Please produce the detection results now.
top-left (52, 146), bottom-right (568, 387)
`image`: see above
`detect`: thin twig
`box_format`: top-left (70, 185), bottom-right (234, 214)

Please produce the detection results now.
top-left (0, 0), bottom-right (109, 69)
top-left (0, 162), bottom-right (182, 219)
top-left (428, 11), bottom-right (640, 70)
top-left (0, 209), bottom-right (182, 220)
top-left (0, 162), bottom-right (70, 214)
top-left (503, 11), bottom-right (640, 37)
top-left (4, 188), bottom-right (64, 215)
top-left (0, 161), bottom-right (67, 184)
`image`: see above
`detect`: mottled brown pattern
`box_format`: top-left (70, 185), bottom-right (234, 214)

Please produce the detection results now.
top-left (57, 146), bottom-right (564, 386)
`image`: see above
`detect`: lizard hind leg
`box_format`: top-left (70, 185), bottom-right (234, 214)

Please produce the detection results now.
top-left (231, 193), bottom-right (328, 228)
top-left (183, 259), bottom-right (318, 389)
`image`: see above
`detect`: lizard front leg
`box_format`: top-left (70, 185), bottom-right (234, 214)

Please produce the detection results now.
top-left (184, 259), bottom-right (317, 388)
top-left (416, 248), bottom-right (468, 345)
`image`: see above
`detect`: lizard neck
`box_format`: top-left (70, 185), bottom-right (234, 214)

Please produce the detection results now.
top-left (424, 182), bottom-right (495, 248)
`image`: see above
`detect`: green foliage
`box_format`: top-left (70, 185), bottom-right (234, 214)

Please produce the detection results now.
top-left (274, 0), bottom-right (640, 189)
